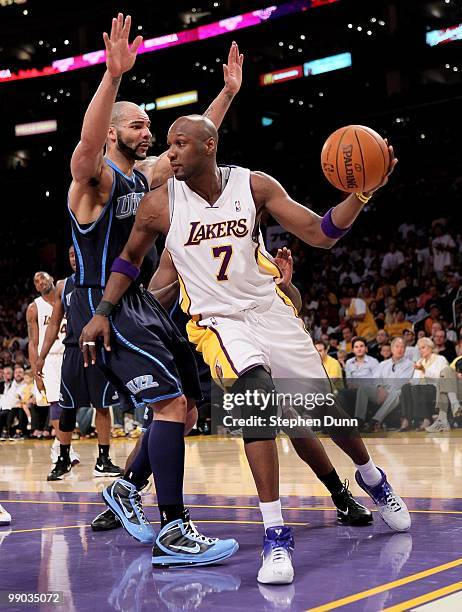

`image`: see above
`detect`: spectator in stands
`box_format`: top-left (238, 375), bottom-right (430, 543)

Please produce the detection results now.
top-left (379, 343), bottom-right (392, 362)
top-left (4, 366), bottom-right (27, 439)
top-left (313, 317), bottom-right (337, 342)
top-left (339, 325), bottom-right (354, 354)
top-left (385, 309), bottom-right (413, 338)
top-left (415, 238), bottom-right (433, 279)
top-left (381, 242), bottom-right (405, 277)
top-left (432, 328), bottom-right (457, 363)
top-left (424, 304), bottom-right (444, 336)
top-left (403, 329), bottom-right (419, 362)
top-left (400, 337), bottom-right (449, 431)
top-left (425, 359), bottom-right (462, 432)
top-left (432, 224), bottom-right (456, 277)
top-left (345, 337), bottom-right (379, 381)
top-left (354, 337), bottom-right (414, 431)
top-left (341, 293), bottom-right (378, 342)
top-left (0, 366), bottom-right (13, 438)
top-left (368, 329), bottom-right (390, 361)
top-left (404, 296), bottom-right (427, 325)
top-left (455, 329), bottom-right (462, 358)
top-left (315, 341), bottom-right (343, 391)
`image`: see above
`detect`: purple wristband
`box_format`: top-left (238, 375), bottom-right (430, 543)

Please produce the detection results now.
top-left (110, 257), bottom-right (140, 281)
top-left (320, 208), bottom-right (351, 240)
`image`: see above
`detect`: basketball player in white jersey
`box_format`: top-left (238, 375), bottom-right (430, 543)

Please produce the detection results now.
top-left (36, 249), bottom-right (123, 482)
top-left (81, 115), bottom-right (410, 584)
top-left (27, 271), bottom-right (81, 475)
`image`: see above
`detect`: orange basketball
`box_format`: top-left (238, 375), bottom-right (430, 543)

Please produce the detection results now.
top-left (320, 125), bottom-right (390, 193)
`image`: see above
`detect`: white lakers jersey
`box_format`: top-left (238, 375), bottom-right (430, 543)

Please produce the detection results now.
top-left (165, 166), bottom-right (281, 318)
top-left (34, 296), bottom-right (66, 355)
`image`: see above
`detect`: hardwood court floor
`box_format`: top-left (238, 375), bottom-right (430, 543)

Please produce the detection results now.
top-left (1, 433), bottom-right (462, 611)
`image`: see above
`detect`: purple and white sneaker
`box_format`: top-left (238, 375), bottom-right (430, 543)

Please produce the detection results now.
top-left (257, 526), bottom-right (294, 585)
top-left (355, 468), bottom-right (411, 532)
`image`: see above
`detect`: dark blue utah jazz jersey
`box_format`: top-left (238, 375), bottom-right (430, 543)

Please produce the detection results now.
top-left (62, 274), bottom-right (75, 319)
top-left (69, 158), bottom-right (157, 290)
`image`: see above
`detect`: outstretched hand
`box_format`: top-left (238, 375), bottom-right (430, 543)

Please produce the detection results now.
top-left (103, 13), bottom-right (143, 78)
top-left (79, 315), bottom-right (111, 368)
top-left (274, 247), bottom-right (294, 288)
top-left (364, 140), bottom-right (398, 196)
top-left (223, 41), bottom-right (244, 96)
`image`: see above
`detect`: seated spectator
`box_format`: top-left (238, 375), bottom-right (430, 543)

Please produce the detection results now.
top-left (339, 325), bottom-right (354, 355)
top-left (341, 293), bottom-right (378, 342)
top-left (432, 328), bottom-right (457, 363)
top-left (313, 317), bottom-right (337, 342)
top-left (336, 349), bottom-right (348, 370)
top-left (315, 341), bottom-right (343, 391)
top-left (432, 223), bottom-right (456, 278)
top-left (404, 297), bottom-right (427, 325)
top-left (384, 298), bottom-right (398, 327)
top-left (397, 274), bottom-right (420, 301)
top-left (424, 303), bottom-right (444, 336)
top-left (379, 343), bottom-right (392, 362)
top-left (385, 309), bottom-right (413, 338)
top-left (403, 329), bottom-right (419, 362)
top-left (368, 329), bottom-right (390, 360)
top-left (327, 335), bottom-right (340, 357)
top-left (354, 337), bottom-right (414, 431)
top-left (455, 330), bottom-right (462, 358)
top-left (3, 365), bottom-right (27, 439)
top-left (381, 242), bottom-right (405, 277)
top-left (345, 337), bottom-right (379, 383)
top-left (425, 359), bottom-right (462, 432)
top-left (400, 337), bottom-right (449, 431)
top-left (0, 366), bottom-right (13, 438)
top-left (357, 284), bottom-right (375, 306)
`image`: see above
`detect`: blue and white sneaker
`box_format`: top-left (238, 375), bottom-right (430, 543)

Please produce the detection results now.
top-left (152, 510), bottom-right (238, 567)
top-left (257, 526), bottom-right (294, 585)
top-left (355, 467), bottom-right (411, 532)
top-left (102, 479), bottom-right (155, 544)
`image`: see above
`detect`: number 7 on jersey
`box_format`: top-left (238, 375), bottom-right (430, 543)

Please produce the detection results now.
top-left (212, 245), bottom-right (233, 281)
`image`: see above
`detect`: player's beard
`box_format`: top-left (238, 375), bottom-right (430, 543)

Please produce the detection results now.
top-left (116, 131), bottom-right (148, 161)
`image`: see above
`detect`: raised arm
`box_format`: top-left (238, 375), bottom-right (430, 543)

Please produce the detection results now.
top-left (148, 249), bottom-right (180, 309)
top-left (253, 145), bottom-right (396, 249)
top-left (144, 42), bottom-right (244, 189)
top-left (36, 281), bottom-right (65, 378)
top-left (70, 14), bottom-right (142, 189)
top-left (79, 187), bottom-right (169, 364)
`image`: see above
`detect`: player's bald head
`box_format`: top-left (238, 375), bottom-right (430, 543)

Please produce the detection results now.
top-left (110, 101), bottom-right (147, 126)
top-left (168, 115), bottom-right (218, 142)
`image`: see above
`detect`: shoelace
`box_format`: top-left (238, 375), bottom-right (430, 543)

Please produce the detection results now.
top-left (185, 519), bottom-right (217, 545)
top-left (378, 484), bottom-right (402, 512)
top-left (269, 545), bottom-right (291, 563)
top-left (129, 491), bottom-right (150, 524)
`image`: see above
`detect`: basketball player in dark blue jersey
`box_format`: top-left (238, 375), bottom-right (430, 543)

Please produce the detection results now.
top-left (37, 245), bottom-right (123, 482)
top-left (64, 13), bottom-right (241, 563)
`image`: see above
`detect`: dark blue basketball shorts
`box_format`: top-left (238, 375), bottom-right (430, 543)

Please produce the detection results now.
top-left (60, 286), bottom-right (202, 411)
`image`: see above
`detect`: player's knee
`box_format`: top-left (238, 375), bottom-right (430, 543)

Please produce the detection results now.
top-left (95, 407), bottom-right (110, 418)
top-left (232, 366), bottom-right (277, 440)
top-left (185, 406), bottom-right (198, 435)
top-left (59, 408), bottom-right (77, 432)
top-left (153, 394), bottom-right (187, 421)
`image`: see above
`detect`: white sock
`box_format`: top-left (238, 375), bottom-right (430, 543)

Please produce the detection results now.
top-left (259, 499), bottom-right (284, 530)
top-left (355, 458), bottom-right (382, 487)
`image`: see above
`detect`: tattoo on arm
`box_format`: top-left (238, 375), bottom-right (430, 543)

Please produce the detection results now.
top-left (111, 76), bottom-right (121, 87)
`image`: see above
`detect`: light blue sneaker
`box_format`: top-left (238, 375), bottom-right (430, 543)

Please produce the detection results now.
top-left (152, 510), bottom-right (238, 567)
top-left (102, 479), bottom-right (155, 544)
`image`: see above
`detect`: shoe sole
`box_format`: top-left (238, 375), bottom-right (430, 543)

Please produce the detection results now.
top-left (101, 489), bottom-right (155, 544)
top-left (152, 541), bottom-right (239, 567)
top-left (257, 571), bottom-right (294, 585)
top-left (91, 521), bottom-right (122, 532)
top-left (0, 520), bottom-right (11, 525)
top-left (93, 470), bottom-right (124, 477)
top-left (47, 470), bottom-right (71, 482)
top-left (337, 514), bottom-right (373, 526)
